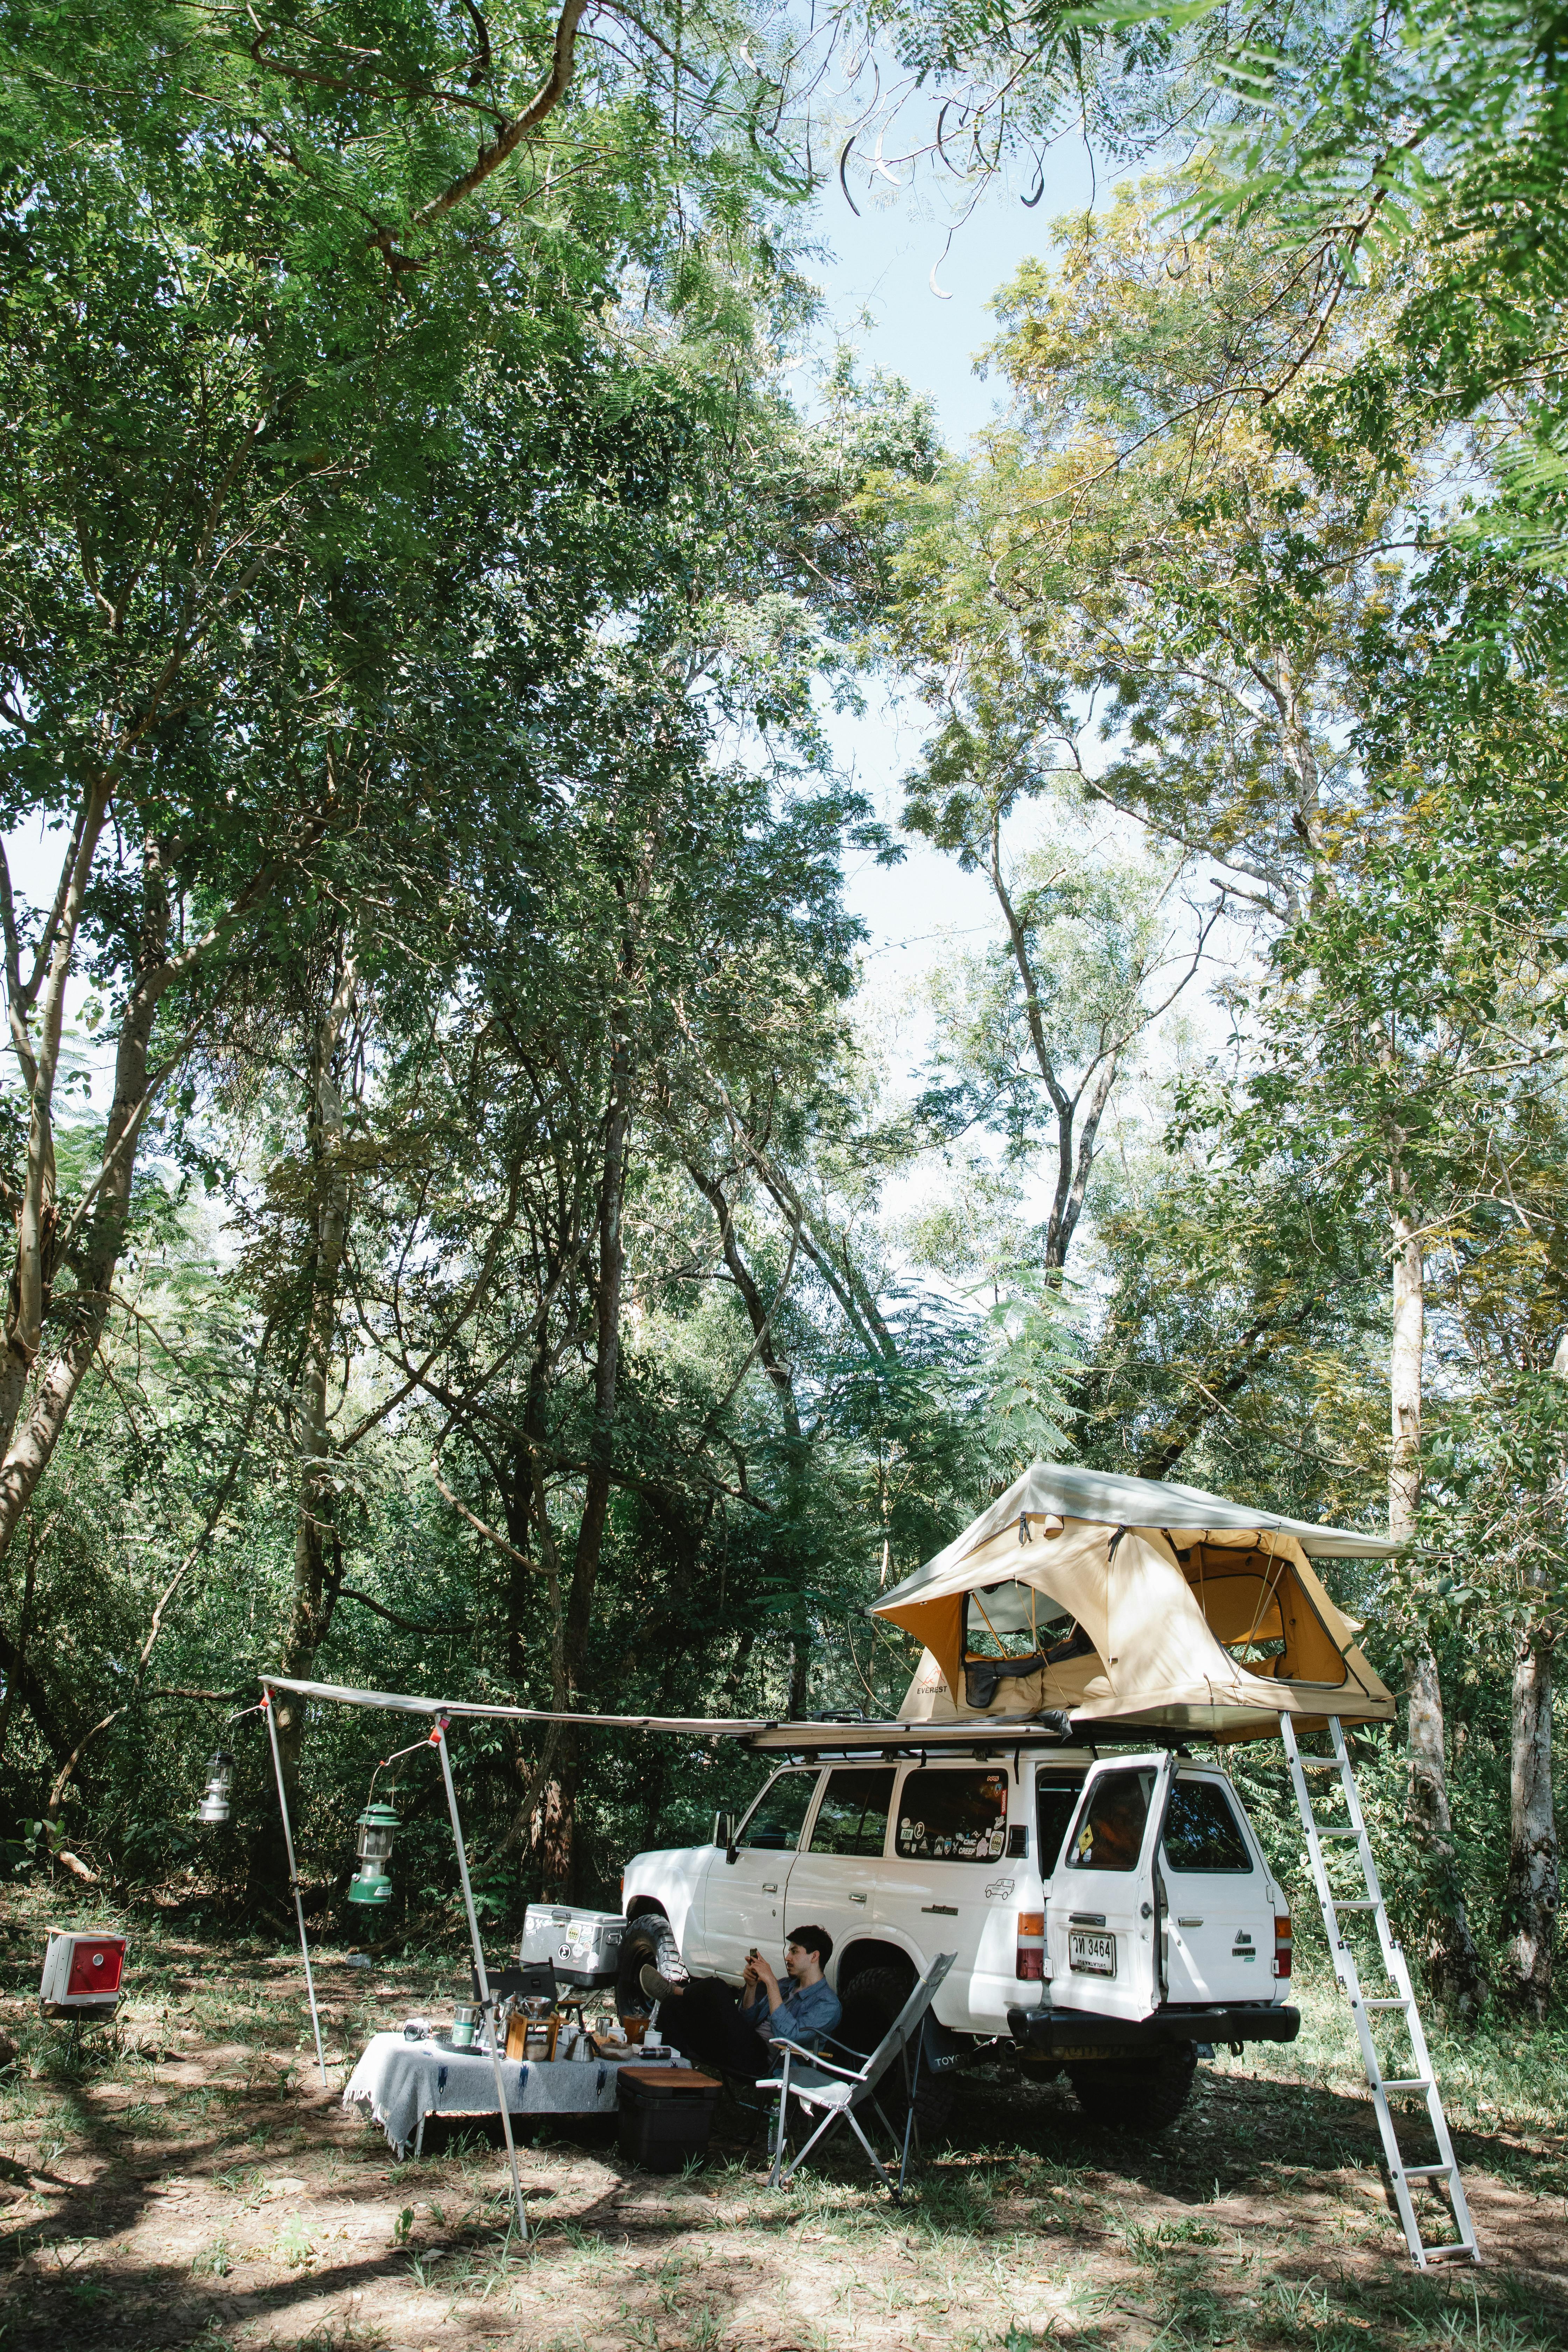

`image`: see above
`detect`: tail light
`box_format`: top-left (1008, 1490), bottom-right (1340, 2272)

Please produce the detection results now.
top-left (1016, 1911), bottom-right (1045, 1982)
top-left (1274, 1913), bottom-right (1292, 1979)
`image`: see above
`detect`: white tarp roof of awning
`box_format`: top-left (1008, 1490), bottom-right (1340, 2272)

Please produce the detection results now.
top-left (260, 1673), bottom-right (770, 1735)
top-left (876, 1462), bottom-right (1397, 1618)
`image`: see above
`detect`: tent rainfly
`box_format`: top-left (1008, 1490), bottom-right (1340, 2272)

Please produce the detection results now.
top-left (871, 1463), bottom-right (1398, 1741)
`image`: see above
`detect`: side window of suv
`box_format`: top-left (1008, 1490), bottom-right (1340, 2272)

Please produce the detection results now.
top-left (1162, 1780), bottom-right (1253, 1873)
top-left (896, 1769), bottom-right (1010, 1862)
top-left (806, 1767), bottom-right (895, 1857)
top-left (1037, 1771), bottom-right (1087, 1876)
top-left (737, 1771), bottom-right (817, 1852)
top-left (1068, 1770), bottom-right (1152, 1871)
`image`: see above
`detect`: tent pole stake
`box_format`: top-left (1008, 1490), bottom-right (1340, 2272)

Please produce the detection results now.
top-left (262, 1688), bottom-right (328, 2092)
top-left (433, 1716), bottom-right (529, 2247)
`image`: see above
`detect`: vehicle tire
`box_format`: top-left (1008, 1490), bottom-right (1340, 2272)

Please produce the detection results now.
top-left (1065, 2043), bottom-right (1197, 2135)
top-left (615, 1912), bottom-right (684, 2021)
top-left (834, 1966), bottom-right (955, 2140)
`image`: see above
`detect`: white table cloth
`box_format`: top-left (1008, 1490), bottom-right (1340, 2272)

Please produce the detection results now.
top-left (342, 2032), bottom-right (691, 2156)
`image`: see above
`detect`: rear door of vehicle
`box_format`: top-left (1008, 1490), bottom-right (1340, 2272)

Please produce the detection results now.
top-left (782, 1766), bottom-right (898, 1986)
top-left (886, 1762), bottom-right (1016, 2031)
top-left (1159, 1771), bottom-right (1275, 2002)
top-left (1048, 1752), bottom-right (1175, 2025)
top-left (696, 1767), bottom-right (818, 1982)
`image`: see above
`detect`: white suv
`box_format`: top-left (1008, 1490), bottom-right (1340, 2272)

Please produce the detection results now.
top-left (616, 1740), bottom-right (1297, 2132)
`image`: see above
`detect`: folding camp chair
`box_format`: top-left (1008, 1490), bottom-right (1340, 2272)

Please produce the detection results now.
top-left (759, 1952), bottom-right (956, 2197)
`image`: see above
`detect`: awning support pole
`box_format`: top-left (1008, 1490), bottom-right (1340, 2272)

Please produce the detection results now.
top-left (433, 1715), bottom-right (529, 2246)
top-left (262, 1689), bottom-right (328, 2092)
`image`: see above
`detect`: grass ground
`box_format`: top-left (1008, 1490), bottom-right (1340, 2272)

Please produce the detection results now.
top-left (1, 1883), bottom-right (1564, 2352)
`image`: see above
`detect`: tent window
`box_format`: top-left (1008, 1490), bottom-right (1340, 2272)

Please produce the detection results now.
top-left (896, 1769), bottom-right (1010, 1863)
top-left (1162, 1781), bottom-right (1253, 1874)
top-left (1037, 1770), bottom-right (1087, 1876)
top-left (1068, 1770), bottom-right (1153, 1872)
top-left (806, 1768), bottom-right (895, 1859)
top-left (736, 1771), bottom-right (816, 1853)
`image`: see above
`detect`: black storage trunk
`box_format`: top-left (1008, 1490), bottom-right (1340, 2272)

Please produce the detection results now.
top-left (615, 2066), bottom-right (721, 2172)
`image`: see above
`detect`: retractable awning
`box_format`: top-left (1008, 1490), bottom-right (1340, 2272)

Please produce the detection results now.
top-left (259, 1673), bottom-right (771, 1736)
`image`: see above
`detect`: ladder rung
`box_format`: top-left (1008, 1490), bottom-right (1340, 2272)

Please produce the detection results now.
top-left (1399, 2164), bottom-right (1453, 2179)
top-left (1381, 2078), bottom-right (1432, 2093)
top-left (1318, 1827), bottom-right (1361, 1839)
top-left (1331, 1897), bottom-right (1379, 1910)
top-left (1297, 1758), bottom-right (1342, 1770)
top-left (1419, 2244), bottom-right (1478, 2262)
top-left (1365, 1998), bottom-right (1410, 2010)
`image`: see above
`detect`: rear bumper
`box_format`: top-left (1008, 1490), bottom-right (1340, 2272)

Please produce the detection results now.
top-left (1007, 2001), bottom-right (1300, 2058)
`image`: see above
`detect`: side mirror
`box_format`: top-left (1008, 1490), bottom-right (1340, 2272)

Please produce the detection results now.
top-left (713, 1811), bottom-right (733, 1854)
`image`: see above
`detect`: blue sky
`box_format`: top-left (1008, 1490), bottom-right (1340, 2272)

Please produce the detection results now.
top-left (799, 143), bottom-right (1103, 996)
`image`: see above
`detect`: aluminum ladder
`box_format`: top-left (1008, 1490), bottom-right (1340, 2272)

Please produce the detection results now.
top-left (1280, 1714), bottom-right (1478, 2269)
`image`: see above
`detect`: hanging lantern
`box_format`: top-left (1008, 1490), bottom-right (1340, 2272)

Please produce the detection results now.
top-left (348, 1800), bottom-right (399, 1905)
top-left (197, 1750), bottom-right (235, 1827)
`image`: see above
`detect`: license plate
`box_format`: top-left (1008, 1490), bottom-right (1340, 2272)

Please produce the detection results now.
top-left (1069, 1930), bottom-right (1116, 1977)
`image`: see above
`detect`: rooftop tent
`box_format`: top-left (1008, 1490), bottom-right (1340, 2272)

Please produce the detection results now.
top-left (870, 1463), bottom-right (1398, 1740)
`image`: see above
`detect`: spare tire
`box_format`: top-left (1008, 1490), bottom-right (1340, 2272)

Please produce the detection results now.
top-left (1066, 2043), bottom-right (1197, 2134)
top-left (615, 1912), bottom-right (684, 2021)
top-left (835, 1966), bottom-right (955, 2140)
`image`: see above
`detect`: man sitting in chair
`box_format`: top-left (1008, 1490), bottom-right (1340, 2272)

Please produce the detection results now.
top-left (640, 1926), bottom-right (841, 2080)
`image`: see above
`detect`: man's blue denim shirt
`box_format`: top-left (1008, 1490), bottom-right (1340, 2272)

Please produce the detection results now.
top-left (741, 1974), bottom-right (841, 2051)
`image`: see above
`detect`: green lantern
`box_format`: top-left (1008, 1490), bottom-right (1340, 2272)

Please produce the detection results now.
top-left (348, 1800), bottom-right (399, 1905)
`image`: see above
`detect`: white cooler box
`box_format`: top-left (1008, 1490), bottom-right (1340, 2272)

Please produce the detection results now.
top-left (521, 1903), bottom-right (626, 1990)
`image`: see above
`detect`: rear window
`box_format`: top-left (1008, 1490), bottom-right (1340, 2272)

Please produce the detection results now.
top-left (1162, 1780), bottom-right (1253, 1874)
top-left (806, 1768), bottom-right (895, 1858)
top-left (738, 1771), bottom-right (816, 1852)
top-left (1037, 1772), bottom-right (1086, 1876)
top-left (896, 1769), bottom-right (1010, 1863)
top-left (1067, 1770), bottom-right (1151, 1872)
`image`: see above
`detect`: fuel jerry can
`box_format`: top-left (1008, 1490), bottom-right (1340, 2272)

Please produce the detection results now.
top-left (39, 1928), bottom-right (127, 2017)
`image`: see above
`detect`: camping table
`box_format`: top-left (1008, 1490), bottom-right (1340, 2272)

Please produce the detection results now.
top-left (343, 2032), bottom-right (693, 2157)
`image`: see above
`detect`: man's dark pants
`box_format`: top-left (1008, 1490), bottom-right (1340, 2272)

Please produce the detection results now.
top-left (656, 1979), bottom-right (773, 2078)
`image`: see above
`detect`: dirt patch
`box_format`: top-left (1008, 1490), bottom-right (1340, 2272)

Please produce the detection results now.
top-left (1, 1897), bottom-right (1563, 2352)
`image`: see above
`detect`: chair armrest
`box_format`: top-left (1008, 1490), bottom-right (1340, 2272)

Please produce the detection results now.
top-left (769, 2036), bottom-right (861, 2081)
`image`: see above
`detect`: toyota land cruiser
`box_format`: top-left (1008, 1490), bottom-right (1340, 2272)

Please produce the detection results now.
top-left (612, 1741), bottom-right (1297, 2133)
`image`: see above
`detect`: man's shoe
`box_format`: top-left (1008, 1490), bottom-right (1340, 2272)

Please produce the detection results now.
top-left (639, 1964), bottom-right (685, 2004)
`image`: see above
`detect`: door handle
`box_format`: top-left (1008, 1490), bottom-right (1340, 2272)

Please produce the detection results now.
top-left (848, 1892), bottom-right (868, 1904)
top-left (762, 1882), bottom-right (778, 1894)
top-left (922, 1904), bottom-right (958, 1916)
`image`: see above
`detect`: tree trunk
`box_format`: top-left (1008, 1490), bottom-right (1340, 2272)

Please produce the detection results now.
top-left (503, 1440), bottom-right (533, 1683)
top-left (0, 779), bottom-right (113, 1458)
top-left (1390, 1163), bottom-right (1484, 2015)
top-left (1504, 1627), bottom-right (1555, 2017)
top-left (1505, 1326), bottom-right (1566, 2016)
top-left (542, 1048), bottom-right (631, 1899)
top-left (0, 845), bottom-right (175, 1558)
top-left (269, 954), bottom-right (359, 1827)
top-left (690, 1166), bottom-right (813, 1709)
top-left (566, 1062), bottom-right (630, 1684)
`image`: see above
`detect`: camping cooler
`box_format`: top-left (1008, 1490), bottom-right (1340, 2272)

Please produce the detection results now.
top-left (521, 1903), bottom-right (626, 1990)
top-left (616, 2065), bottom-right (721, 2171)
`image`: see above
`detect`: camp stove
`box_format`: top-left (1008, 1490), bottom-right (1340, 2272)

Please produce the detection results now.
top-left (39, 1927), bottom-right (127, 2018)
